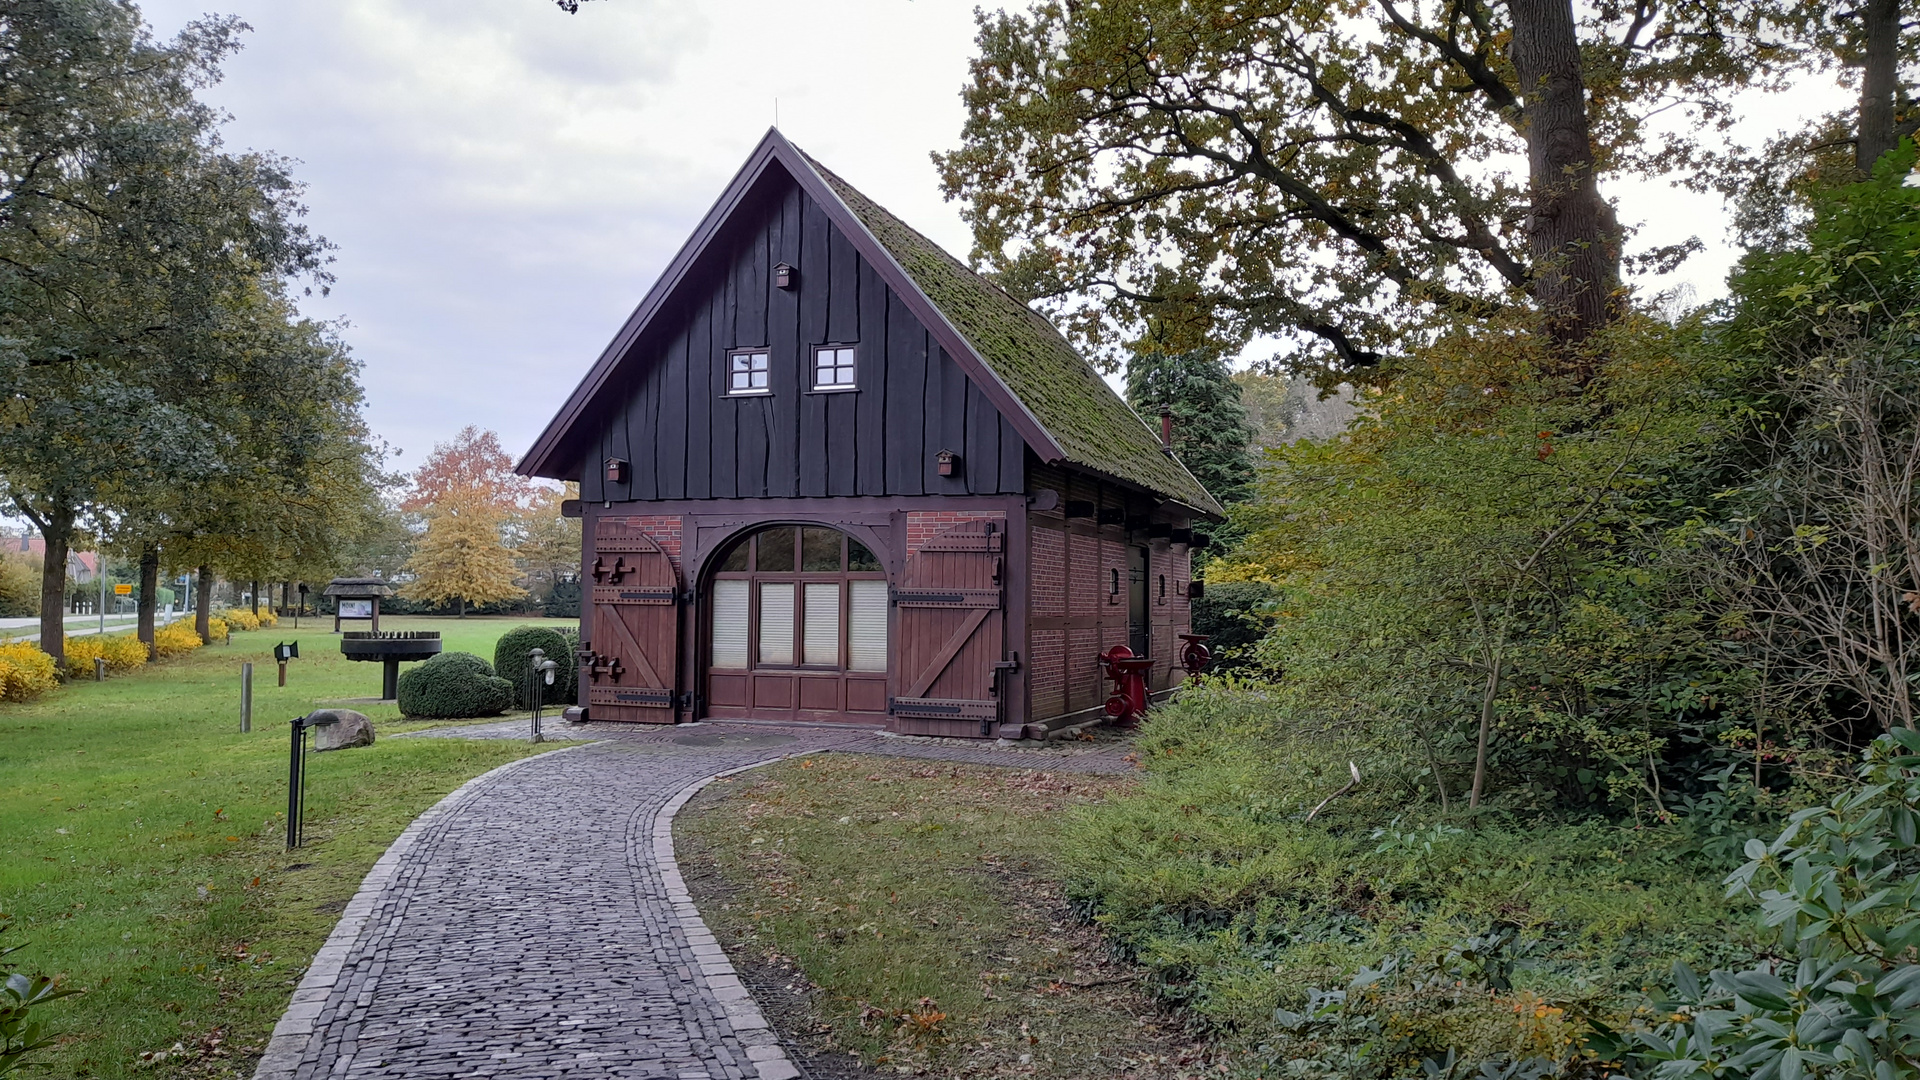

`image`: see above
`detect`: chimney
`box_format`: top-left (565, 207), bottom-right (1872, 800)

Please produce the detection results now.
top-left (1159, 406), bottom-right (1174, 457)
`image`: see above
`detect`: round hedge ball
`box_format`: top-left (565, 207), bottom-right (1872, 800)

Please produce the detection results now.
top-left (395, 651), bottom-right (514, 719)
top-left (492, 625), bottom-right (577, 709)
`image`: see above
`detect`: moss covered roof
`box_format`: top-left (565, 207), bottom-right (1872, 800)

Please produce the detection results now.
top-left (808, 161), bottom-right (1224, 516)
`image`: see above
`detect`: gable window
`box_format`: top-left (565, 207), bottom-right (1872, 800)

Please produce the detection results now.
top-left (813, 345), bottom-right (856, 390)
top-left (728, 349), bottom-right (770, 395)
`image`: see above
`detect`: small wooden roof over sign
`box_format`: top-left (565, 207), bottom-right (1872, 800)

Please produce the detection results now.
top-left (322, 577), bottom-right (394, 599)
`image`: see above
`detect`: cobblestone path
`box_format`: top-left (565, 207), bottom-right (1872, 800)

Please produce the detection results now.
top-left (256, 721), bottom-right (1133, 1080)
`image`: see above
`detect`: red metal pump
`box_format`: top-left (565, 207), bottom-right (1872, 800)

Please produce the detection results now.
top-left (1098, 645), bottom-right (1155, 725)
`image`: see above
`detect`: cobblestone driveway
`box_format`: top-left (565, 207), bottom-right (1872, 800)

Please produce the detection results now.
top-left (255, 721), bottom-right (1133, 1080)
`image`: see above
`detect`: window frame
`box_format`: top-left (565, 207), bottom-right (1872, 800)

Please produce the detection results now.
top-left (810, 343), bottom-right (858, 392)
top-left (725, 347), bottom-right (772, 396)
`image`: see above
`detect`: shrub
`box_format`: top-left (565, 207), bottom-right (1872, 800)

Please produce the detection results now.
top-left (256, 608), bottom-right (277, 628)
top-left (0, 555), bottom-right (38, 619)
top-left (1189, 580), bottom-right (1279, 667)
top-left (396, 652), bottom-right (514, 719)
top-left (206, 617), bottom-right (228, 643)
top-left (0, 642), bottom-right (59, 702)
top-left (221, 608), bottom-right (261, 632)
top-left (492, 626), bottom-right (577, 709)
top-left (63, 634), bottom-right (148, 676)
top-left (152, 621), bottom-right (202, 658)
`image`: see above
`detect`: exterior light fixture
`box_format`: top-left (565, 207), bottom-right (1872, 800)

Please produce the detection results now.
top-left (774, 263), bottom-right (796, 289)
top-left (605, 458), bottom-right (629, 484)
top-left (936, 449), bottom-right (960, 477)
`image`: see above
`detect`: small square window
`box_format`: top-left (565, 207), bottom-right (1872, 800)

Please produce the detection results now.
top-left (728, 350), bottom-right (770, 395)
top-left (813, 345), bottom-right (856, 390)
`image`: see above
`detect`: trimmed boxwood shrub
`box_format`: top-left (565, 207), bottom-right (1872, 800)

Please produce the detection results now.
top-left (396, 652), bottom-right (514, 719)
top-left (492, 626), bottom-right (577, 709)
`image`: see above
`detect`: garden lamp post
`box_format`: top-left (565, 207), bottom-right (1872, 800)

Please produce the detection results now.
top-left (528, 648), bottom-right (559, 744)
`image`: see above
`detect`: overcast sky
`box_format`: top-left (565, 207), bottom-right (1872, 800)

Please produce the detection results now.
top-left (131, 0), bottom-right (1853, 474)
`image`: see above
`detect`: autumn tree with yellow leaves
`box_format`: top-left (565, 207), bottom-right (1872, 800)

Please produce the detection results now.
top-left (399, 428), bottom-right (527, 617)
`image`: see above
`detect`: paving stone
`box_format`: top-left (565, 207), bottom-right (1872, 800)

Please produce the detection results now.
top-left (256, 719), bottom-right (1135, 1079)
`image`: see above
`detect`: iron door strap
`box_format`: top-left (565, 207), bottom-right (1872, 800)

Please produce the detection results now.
top-left (892, 588), bottom-right (1002, 609)
top-left (591, 585), bottom-right (675, 605)
top-left (917, 531), bottom-right (1003, 553)
top-left (590, 686), bottom-right (673, 708)
top-left (888, 696), bottom-right (999, 720)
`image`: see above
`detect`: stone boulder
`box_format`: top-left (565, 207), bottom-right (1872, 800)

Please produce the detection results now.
top-left (310, 709), bottom-right (376, 752)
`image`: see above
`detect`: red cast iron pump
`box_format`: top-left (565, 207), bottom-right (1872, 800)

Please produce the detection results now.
top-left (1178, 633), bottom-right (1212, 681)
top-left (1098, 645), bottom-right (1156, 725)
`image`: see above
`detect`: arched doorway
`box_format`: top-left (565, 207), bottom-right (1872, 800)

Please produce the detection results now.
top-left (701, 525), bottom-right (890, 722)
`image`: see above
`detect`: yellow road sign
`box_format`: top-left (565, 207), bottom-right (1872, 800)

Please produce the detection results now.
top-left (113, 583), bottom-right (132, 595)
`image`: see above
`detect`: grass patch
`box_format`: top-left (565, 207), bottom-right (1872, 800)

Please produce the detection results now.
top-left (676, 754), bottom-right (1215, 1079)
top-left (0, 615), bottom-right (573, 1078)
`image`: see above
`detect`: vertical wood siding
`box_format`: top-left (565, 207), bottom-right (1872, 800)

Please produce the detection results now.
top-left (578, 179), bottom-right (1025, 503)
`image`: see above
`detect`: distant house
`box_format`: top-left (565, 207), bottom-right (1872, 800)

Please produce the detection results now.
top-left (8, 534), bottom-right (100, 584)
top-left (518, 130), bottom-right (1222, 738)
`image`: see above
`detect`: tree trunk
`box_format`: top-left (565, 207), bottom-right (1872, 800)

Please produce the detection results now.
top-left (137, 545), bottom-right (159, 659)
top-left (195, 565), bottom-right (213, 643)
top-left (1508, 0), bottom-right (1621, 361)
top-left (33, 503), bottom-right (75, 668)
top-left (283, 580), bottom-right (292, 614)
top-left (457, 596), bottom-right (467, 619)
top-left (1859, 0), bottom-right (1901, 175)
top-left (250, 580), bottom-right (260, 616)
top-left (1469, 654), bottom-right (1504, 809)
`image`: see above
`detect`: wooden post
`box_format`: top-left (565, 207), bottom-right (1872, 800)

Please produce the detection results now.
top-left (93, 657), bottom-right (105, 682)
top-left (370, 595), bottom-right (381, 633)
top-left (278, 660), bottom-right (288, 688)
top-left (241, 662), bottom-right (253, 733)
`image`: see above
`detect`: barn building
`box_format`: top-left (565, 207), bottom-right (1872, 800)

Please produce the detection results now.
top-left (517, 130), bottom-right (1223, 739)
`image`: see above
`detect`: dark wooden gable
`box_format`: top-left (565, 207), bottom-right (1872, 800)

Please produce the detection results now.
top-left (577, 172), bottom-right (1025, 503)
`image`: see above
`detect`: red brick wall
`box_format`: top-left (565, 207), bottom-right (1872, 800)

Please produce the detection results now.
top-left (1032, 527), bottom-right (1066, 618)
top-left (613, 514), bottom-right (685, 577)
top-left (905, 510), bottom-right (1006, 555)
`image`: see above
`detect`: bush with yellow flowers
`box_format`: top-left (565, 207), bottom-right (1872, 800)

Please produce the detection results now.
top-left (0, 641), bottom-right (59, 702)
top-left (256, 608), bottom-right (278, 628)
top-left (152, 621), bottom-right (203, 658)
top-left (221, 608), bottom-right (261, 632)
top-left (64, 633), bottom-right (148, 676)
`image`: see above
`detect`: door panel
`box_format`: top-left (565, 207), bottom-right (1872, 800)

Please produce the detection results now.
top-left (891, 520), bottom-right (1006, 737)
top-left (586, 519), bottom-right (680, 722)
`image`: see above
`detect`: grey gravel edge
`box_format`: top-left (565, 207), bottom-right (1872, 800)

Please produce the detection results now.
top-left (250, 743), bottom-right (599, 1080)
top-left (653, 758), bottom-right (804, 1080)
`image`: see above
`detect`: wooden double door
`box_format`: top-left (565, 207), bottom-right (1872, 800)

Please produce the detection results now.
top-left (703, 525), bottom-right (891, 723)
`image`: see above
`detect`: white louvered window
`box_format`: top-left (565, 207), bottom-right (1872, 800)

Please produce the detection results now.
top-left (847, 579), bottom-right (888, 672)
top-left (758, 582), bottom-right (795, 666)
top-left (710, 579), bottom-right (749, 669)
top-left (803, 583), bottom-right (840, 665)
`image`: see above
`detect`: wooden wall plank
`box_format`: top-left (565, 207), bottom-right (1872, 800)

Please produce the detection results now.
top-left (998, 415), bottom-right (1025, 494)
top-left (926, 346), bottom-right (970, 495)
top-left (826, 220), bottom-right (858, 343)
top-left (767, 185), bottom-right (802, 498)
top-left (965, 380), bottom-right (999, 494)
top-left (800, 196), bottom-right (828, 346)
top-left (657, 312), bottom-right (688, 500)
top-left (884, 291), bottom-right (926, 495)
top-left (855, 262), bottom-right (888, 496)
top-left (707, 286), bottom-right (737, 499)
top-left (685, 292), bottom-right (713, 500)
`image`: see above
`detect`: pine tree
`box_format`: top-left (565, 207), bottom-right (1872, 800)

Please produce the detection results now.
top-left (1125, 351), bottom-right (1255, 507)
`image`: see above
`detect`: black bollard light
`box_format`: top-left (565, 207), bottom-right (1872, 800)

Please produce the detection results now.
top-left (527, 649), bottom-right (558, 744)
top-left (285, 711), bottom-right (341, 849)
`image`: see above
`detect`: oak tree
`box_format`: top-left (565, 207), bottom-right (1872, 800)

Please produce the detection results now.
top-left (936, 0), bottom-right (1827, 381)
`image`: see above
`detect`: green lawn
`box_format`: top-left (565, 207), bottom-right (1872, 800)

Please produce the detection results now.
top-left (0, 615), bottom-right (574, 1078)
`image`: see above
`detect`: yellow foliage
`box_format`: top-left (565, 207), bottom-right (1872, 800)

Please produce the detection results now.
top-left (256, 608), bottom-right (278, 628)
top-left (64, 633), bottom-right (149, 675)
top-left (222, 608), bottom-right (261, 632)
top-left (402, 501), bottom-right (527, 610)
top-left (207, 617), bottom-right (229, 642)
top-left (153, 621), bottom-right (204, 658)
top-left (0, 641), bottom-right (59, 702)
